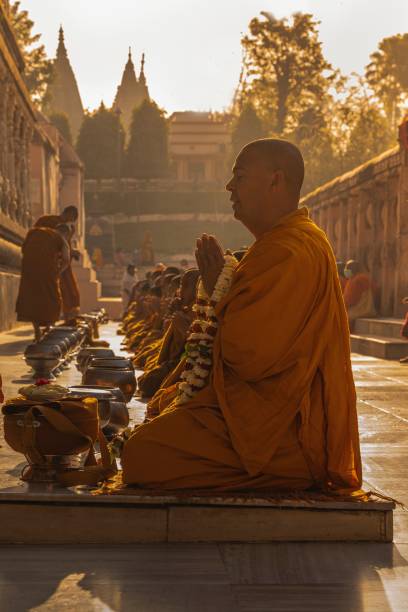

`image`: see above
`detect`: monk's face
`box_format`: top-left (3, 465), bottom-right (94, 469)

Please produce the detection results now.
top-left (226, 150), bottom-right (278, 233)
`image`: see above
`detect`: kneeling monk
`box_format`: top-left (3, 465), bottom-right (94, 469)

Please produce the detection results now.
top-left (122, 139), bottom-right (362, 492)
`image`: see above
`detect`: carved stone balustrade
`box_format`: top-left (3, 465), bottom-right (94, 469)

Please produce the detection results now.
top-left (301, 141), bottom-right (407, 318)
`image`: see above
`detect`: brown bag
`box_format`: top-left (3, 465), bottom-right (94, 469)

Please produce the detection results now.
top-left (2, 397), bottom-right (116, 486)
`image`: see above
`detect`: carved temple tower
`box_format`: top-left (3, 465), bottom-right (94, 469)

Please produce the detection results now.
top-left (45, 27), bottom-right (84, 141)
top-left (113, 49), bottom-right (149, 135)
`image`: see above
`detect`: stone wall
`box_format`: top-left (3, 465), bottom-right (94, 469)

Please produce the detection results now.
top-left (0, 4), bottom-right (36, 330)
top-left (301, 128), bottom-right (408, 318)
top-left (84, 179), bottom-right (251, 261)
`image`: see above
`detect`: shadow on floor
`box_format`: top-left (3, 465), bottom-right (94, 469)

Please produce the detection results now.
top-left (0, 339), bottom-right (31, 356)
top-left (0, 543), bottom-right (405, 611)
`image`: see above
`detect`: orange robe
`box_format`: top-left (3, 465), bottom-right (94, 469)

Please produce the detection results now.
top-left (16, 227), bottom-right (64, 326)
top-left (122, 208), bottom-right (362, 492)
top-left (343, 273), bottom-right (376, 322)
top-left (35, 215), bottom-right (80, 318)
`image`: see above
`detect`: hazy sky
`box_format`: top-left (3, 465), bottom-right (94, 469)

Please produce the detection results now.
top-left (22, 0), bottom-right (408, 114)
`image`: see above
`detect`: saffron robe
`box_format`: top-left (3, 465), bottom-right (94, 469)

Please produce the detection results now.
top-left (343, 273), bottom-right (376, 322)
top-left (16, 227), bottom-right (64, 326)
top-left (122, 208), bottom-right (362, 492)
top-left (35, 215), bottom-right (80, 318)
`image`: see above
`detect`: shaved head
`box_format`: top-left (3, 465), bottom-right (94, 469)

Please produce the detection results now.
top-left (226, 138), bottom-right (305, 238)
top-left (241, 139), bottom-right (305, 198)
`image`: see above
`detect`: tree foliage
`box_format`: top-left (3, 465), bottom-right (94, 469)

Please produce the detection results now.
top-left (48, 112), bottom-right (72, 145)
top-left (125, 100), bottom-right (169, 178)
top-left (332, 76), bottom-right (395, 174)
top-left (231, 103), bottom-right (265, 159)
top-left (9, 1), bottom-right (53, 105)
top-left (236, 11), bottom-right (403, 194)
top-left (241, 12), bottom-right (335, 134)
top-left (365, 33), bottom-right (408, 131)
top-left (76, 103), bottom-right (125, 179)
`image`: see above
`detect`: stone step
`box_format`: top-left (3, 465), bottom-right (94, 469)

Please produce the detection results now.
top-left (0, 489), bottom-right (394, 544)
top-left (355, 318), bottom-right (404, 339)
top-left (351, 333), bottom-right (408, 360)
top-left (98, 296), bottom-right (122, 320)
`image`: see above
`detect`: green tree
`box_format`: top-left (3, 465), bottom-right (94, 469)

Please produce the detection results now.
top-left (76, 103), bottom-right (125, 178)
top-left (366, 34), bottom-right (408, 131)
top-left (48, 112), bottom-right (72, 145)
top-left (9, 1), bottom-right (53, 104)
top-left (231, 103), bottom-right (265, 158)
top-left (241, 12), bottom-right (336, 134)
top-left (125, 100), bottom-right (169, 178)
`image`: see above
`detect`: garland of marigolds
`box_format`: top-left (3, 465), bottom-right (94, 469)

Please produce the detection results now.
top-left (176, 254), bottom-right (238, 405)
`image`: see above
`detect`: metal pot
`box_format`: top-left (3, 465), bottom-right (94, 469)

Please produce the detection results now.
top-left (76, 347), bottom-right (115, 373)
top-left (88, 357), bottom-right (134, 370)
top-left (82, 364), bottom-right (136, 402)
top-left (24, 343), bottom-right (62, 380)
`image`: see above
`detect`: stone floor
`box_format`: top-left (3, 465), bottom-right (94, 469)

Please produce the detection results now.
top-left (0, 325), bottom-right (408, 610)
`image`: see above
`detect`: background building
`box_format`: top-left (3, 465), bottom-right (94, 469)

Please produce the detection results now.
top-left (169, 112), bottom-right (231, 184)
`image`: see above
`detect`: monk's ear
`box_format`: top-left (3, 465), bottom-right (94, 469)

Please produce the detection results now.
top-left (269, 169), bottom-right (284, 189)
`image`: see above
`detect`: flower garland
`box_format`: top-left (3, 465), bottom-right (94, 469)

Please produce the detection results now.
top-left (175, 254), bottom-right (238, 405)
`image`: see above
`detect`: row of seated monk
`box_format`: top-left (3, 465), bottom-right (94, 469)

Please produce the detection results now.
top-left (15, 206), bottom-right (81, 343)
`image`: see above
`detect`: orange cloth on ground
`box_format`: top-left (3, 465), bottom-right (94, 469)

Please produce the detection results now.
top-left (122, 208), bottom-right (362, 492)
top-left (16, 227), bottom-right (64, 326)
top-left (35, 214), bottom-right (80, 317)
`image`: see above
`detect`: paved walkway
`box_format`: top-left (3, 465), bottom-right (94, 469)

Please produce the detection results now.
top-left (0, 326), bottom-right (407, 611)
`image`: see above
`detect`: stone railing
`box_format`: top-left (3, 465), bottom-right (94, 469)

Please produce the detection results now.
top-left (301, 127), bottom-right (408, 317)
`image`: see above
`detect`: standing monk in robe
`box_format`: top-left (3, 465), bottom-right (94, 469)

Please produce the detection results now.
top-left (16, 225), bottom-right (70, 341)
top-left (35, 205), bottom-right (81, 324)
top-left (122, 139), bottom-right (362, 493)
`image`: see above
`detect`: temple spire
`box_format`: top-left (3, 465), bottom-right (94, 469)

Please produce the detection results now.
top-left (57, 25), bottom-right (67, 58)
top-left (139, 53), bottom-right (146, 85)
top-left (113, 47), bottom-right (149, 136)
top-left (44, 26), bottom-right (84, 141)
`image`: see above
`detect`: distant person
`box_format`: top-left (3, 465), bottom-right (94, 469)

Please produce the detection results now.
top-left (92, 247), bottom-right (104, 269)
top-left (179, 258), bottom-right (189, 270)
top-left (121, 265), bottom-right (138, 314)
top-left (114, 248), bottom-right (127, 268)
top-left (337, 261), bottom-right (347, 292)
top-left (343, 260), bottom-right (376, 330)
top-left (35, 205), bottom-right (81, 324)
top-left (16, 225), bottom-right (70, 342)
top-left (140, 231), bottom-right (155, 265)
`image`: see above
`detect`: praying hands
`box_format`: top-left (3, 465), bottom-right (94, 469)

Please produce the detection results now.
top-left (195, 234), bottom-right (225, 297)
